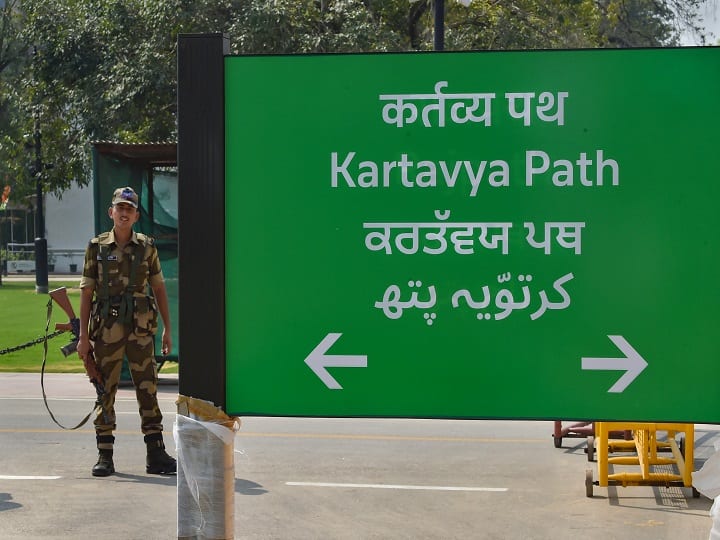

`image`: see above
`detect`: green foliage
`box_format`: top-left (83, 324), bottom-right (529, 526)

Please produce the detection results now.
top-left (229, 0), bottom-right (408, 53)
top-left (0, 0), bottom-right (27, 198)
top-left (0, 0), bottom-right (713, 203)
top-left (1, 248), bottom-right (25, 261)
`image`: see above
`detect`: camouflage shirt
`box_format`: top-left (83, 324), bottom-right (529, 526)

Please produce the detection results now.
top-left (79, 229), bottom-right (164, 297)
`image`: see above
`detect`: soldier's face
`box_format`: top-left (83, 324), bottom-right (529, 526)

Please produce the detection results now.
top-left (108, 203), bottom-right (139, 230)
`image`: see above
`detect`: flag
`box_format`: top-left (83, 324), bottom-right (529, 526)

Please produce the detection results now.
top-left (410, 0), bottom-right (472, 4)
top-left (1, 185), bottom-right (10, 210)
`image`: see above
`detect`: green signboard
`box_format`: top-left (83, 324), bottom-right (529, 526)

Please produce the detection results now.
top-left (225, 47), bottom-right (720, 422)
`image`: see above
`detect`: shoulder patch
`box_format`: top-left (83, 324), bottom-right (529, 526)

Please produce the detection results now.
top-left (136, 233), bottom-right (154, 246)
top-left (91, 232), bottom-right (110, 245)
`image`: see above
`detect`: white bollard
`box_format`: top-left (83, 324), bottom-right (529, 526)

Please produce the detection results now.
top-left (174, 397), bottom-right (240, 540)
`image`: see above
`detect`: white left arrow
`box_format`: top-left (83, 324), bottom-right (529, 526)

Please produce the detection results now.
top-left (581, 335), bottom-right (648, 393)
top-left (304, 333), bottom-right (367, 390)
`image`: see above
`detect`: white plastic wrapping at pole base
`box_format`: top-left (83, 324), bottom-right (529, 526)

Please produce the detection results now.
top-left (692, 441), bottom-right (720, 540)
top-left (174, 396), bottom-right (240, 540)
top-left (711, 497), bottom-right (720, 540)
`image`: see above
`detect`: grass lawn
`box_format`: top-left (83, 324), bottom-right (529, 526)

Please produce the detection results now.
top-left (0, 279), bottom-right (177, 374)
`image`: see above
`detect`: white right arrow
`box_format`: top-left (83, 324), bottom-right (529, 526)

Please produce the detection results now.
top-left (304, 333), bottom-right (367, 390)
top-left (581, 335), bottom-right (648, 393)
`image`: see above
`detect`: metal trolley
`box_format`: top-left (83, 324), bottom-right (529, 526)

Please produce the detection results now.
top-left (553, 421), bottom-right (631, 461)
top-left (553, 421), bottom-right (595, 449)
top-left (584, 422), bottom-right (698, 498)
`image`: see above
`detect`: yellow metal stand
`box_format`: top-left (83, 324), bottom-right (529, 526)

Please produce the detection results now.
top-left (585, 422), bottom-right (697, 498)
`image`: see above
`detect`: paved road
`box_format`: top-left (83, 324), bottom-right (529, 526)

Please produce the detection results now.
top-left (0, 373), bottom-right (717, 539)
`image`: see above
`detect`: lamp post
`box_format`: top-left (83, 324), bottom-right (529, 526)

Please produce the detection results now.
top-left (425, 0), bottom-right (473, 51)
top-left (434, 0), bottom-right (445, 51)
top-left (30, 44), bottom-right (48, 294)
top-left (33, 112), bottom-right (48, 294)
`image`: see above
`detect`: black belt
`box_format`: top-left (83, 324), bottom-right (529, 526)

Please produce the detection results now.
top-left (99, 295), bottom-right (132, 308)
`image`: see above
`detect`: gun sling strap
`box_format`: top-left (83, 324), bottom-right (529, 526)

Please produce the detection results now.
top-left (41, 298), bottom-right (103, 430)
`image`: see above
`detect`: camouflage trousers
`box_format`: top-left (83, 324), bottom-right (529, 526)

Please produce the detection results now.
top-left (93, 321), bottom-right (163, 450)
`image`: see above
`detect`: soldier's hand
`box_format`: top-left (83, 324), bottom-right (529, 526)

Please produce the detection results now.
top-left (161, 328), bottom-right (172, 356)
top-left (77, 336), bottom-right (91, 360)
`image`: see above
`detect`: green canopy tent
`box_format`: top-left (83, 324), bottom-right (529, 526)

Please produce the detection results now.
top-left (91, 142), bottom-right (178, 372)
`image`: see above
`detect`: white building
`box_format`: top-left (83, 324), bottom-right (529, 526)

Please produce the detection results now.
top-left (44, 182), bottom-right (95, 274)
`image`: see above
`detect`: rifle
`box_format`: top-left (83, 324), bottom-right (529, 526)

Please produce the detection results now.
top-left (40, 287), bottom-right (107, 430)
top-left (49, 287), bottom-right (105, 394)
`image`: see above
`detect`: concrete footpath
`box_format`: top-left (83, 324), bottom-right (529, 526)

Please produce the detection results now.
top-left (0, 372), bottom-right (718, 539)
top-left (1, 273), bottom-right (81, 284)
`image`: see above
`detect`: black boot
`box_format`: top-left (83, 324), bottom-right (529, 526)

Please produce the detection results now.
top-left (92, 449), bottom-right (115, 477)
top-left (145, 433), bottom-right (176, 475)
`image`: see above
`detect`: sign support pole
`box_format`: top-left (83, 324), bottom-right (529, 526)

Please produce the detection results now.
top-left (177, 33), bottom-right (229, 407)
top-left (177, 33), bottom-right (235, 540)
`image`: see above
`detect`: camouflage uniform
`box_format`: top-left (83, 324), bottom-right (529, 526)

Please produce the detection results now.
top-left (79, 229), bottom-right (164, 451)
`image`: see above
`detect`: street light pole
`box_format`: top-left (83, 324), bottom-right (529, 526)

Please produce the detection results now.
top-left (31, 48), bottom-right (48, 294)
top-left (33, 115), bottom-right (48, 294)
top-left (434, 0), bottom-right (445, 51)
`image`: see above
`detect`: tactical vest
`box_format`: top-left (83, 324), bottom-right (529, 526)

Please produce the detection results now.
top-left (90, 232), bottom-right (154, 326)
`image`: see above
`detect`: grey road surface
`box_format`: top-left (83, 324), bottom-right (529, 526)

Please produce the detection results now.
top-left (0, 373), bottom-right (716, 539)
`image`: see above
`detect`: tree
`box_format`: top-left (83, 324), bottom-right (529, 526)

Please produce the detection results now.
top-left (0, 0), bottom-right (714, 201)
top-left (0, 0), bottom-right (28, 197)
top-left (1, 0), bottom-right (184, 199)
top-left (228, 0), bottom-right (407, 53)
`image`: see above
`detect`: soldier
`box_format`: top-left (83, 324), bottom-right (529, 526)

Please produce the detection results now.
top-left (77, 186), bottom-right (176, 477)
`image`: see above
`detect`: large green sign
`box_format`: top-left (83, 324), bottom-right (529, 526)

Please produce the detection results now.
top-left (225, 48), bottom-right (720, 422)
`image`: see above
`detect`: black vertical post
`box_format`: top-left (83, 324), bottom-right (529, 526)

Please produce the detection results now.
top-left (434, 0), bottom-right (445, 51)
top-left (33, 112), bottom-right (48, 294)
top-left (147, 170), bottom-right (154, 235)
top-left (177, 34), bottom-right (229, 408)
